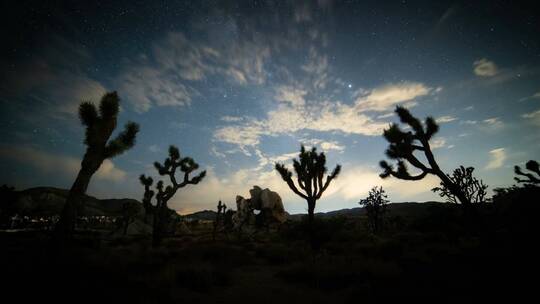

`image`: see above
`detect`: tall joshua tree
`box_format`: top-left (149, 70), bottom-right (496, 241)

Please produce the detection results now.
top-left (56, 92), bottom-right (139, 239)
top-left (140, 145), bottom-right (206, 246)
top-left (275, 145), bottom-right (341, 228)
top-left (514, 160), bottom-right (540, 185)
top-left (379, 106), bottom-right (471, 206)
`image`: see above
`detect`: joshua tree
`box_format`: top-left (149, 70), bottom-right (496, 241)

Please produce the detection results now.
top-left (379, 106), bottom-right (472, 206)
top-left (359, 186), bottom-right (389, 234)
top-left (140, 145), bottom-right (206, 246)
top-left (213, 200), bottom-right (227, 240)
top-left (56, 92), bottom-right (139, 239)
top-left (432, 166), bottom-right (488, 204)
top-left (514, 160), bottom-right (540, 185)
top-left (139, 175), bottom-right (155, 223)
top-left (275, 145), bottom-right (341, 230)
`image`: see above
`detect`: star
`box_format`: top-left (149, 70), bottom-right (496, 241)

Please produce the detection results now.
top-left (348, 84), bottom-right (352, 88)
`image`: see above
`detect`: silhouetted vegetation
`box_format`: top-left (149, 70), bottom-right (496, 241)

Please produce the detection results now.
top-left (275, 145), bottom-right (340, 246)
top-left (140, 145), bottom-right (206, 247)
top-left (432, 166), bottom-right (488, 204)
top-left (514, 160), bottom-right (540, 185)
top-left (380, 106), bottom-right (474, 206)
top-left (359, 186), bottom-right (389, 234)
top-left (213, 200), bottom-right (227, 241)
top-left (55, 92), bottom-right (139, 241)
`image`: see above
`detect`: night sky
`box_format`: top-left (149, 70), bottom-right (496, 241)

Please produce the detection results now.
top-left (1, 1), bottom-right (539, 214)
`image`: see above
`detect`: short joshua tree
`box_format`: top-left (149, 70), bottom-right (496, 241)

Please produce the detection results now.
top-left (359, 186), bottom-right (389, 234)
top-left (275, 145), bottom-right (341, 243)
top-left (140, 145), bottom-right (206, 246)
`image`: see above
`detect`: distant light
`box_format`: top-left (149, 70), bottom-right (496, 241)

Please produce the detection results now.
top-left (348, 84), bottom-right (352, 88)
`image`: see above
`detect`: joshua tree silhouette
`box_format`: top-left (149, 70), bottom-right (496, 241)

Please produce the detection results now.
top-left (359, 186), bottom-right (389, 234)
top-left (56, 92), bottom-right (139, 240)
top-left (140, 145), bottom-right (206, 246)
top-left (379, 106), bottom-right (472, 205)
top-left (432, 166), bottom-right (488, 204)
top-left (275, 145), bottom-right (340, 244)
top-left (514, 160), bottom-right (540, 185)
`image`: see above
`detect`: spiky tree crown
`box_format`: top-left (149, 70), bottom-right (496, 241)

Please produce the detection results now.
top-left (380, 106), bottom-right (440, 181)
top-left (514, 160), bottom-right (540, 184)
top-left (432, 166), bottom-right (488, 204)
top-left (275, 145), bottom-right (341, 200)
top-left (79, 91), bottom-right (139, 159)
top-left (148, 145), bottom-right (206, 203)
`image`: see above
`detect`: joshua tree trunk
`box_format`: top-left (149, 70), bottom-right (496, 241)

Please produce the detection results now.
top-left (437, 172), bottom-right (471, 206)
top-left (307, 198), bottom-right (316, 226)
top-left (56, 152), bottom-right (102, 240)
top-left (152, 201), bottom-right (168, 247)
top-left (307, 198), bottom-right (316, 247)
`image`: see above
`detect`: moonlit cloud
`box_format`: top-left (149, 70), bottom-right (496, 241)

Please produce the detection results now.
top-left (214, 81), bottom-right (434, 152)
top-left (522, 109), bottom-right (540, 126)
top-left (430, 137), bottom-right (447, 149)
top-left (473, 58), bottom-right (499, 77)
top-left (485, 148), bottom-right (507, 170)
top-left (355, 82), bottom-right (432, 112)
top-left (483, 117), bottom-right (503, 128)
top-left (436, 115), bottom-right (458, 123)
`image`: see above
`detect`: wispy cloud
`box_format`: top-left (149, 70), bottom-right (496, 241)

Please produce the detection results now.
top-left (214, 82), bottom-right (435, 153)
top-left (473, 58), bottom-right (499, 77)
top-left (354, 82), bottom-right (432, 112)
top-left (436, 115), bottom-right (457, 123)
top-left (522, 109), bottom-right (540, 126)
top-left (485, 148), bottom-right (506, 170)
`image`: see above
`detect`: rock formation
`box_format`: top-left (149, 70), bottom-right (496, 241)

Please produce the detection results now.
top-left (232, 186), bottom-right (287, 229)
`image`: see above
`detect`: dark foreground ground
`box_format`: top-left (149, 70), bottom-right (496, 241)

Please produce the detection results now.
top-left (1, 195), bottom-right (539, 303)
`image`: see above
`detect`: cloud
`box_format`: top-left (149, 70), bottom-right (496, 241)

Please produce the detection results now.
top-left (214, 82), bottom-right (434, 152)
top-left (300, 138), bottom-right (345, 152)
top-left (436, 115), bottom-right (457, 123)
top-left (485, 148), bottom-right (506, 170)
top-left (221, 116), bottom-right (244, 122)
top-left (430, 138), bottom-right (447, 149)
top-left (522, 109), bottom-right (540, 126)
top-left (519, 91), bottom-right (540, 102)
top-left (325, 166), bottom-right (440, 202)
top-left (355, 82), bottom-right (432, 112)
top-left (0, 145), bottom-right (126, 182)
top-left (473, 58), bottom-right (499, 77)
top-left (482, 117), bottom-right (504, 128)
top-left (118, 65), bottom-right (194, 113)
top-left (116, 28), bottom-right (274, 112)
top-left (275, 85), bottom-right (307, 107)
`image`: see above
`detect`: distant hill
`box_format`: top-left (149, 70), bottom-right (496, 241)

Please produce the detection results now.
top-left (3, 187), bottom-right (448, 220)
top-left (286, 201), bottom-right (447, 221)
top-left (183, 210), bottom-right (217, 221)
top-left (5, 187), bottom-right (141, 216)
